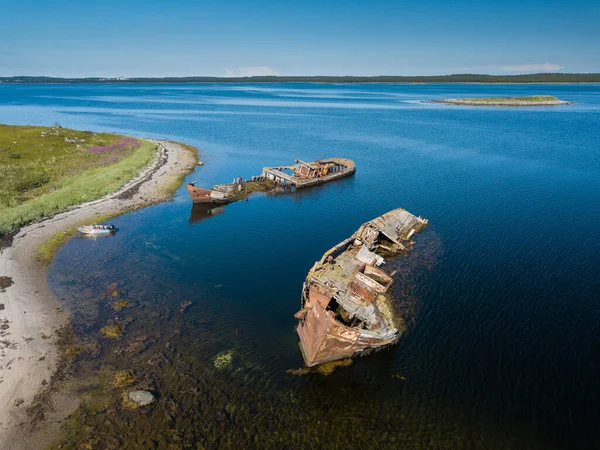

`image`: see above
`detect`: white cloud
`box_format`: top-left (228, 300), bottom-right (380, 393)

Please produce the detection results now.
top-left (224, 66), bottom-right (280, 77)
top-left (499, 63), bottom-right (564, 73)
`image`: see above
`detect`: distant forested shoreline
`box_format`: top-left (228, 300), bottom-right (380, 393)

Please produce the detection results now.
top-left (1, 73), bottom-right (600, 84)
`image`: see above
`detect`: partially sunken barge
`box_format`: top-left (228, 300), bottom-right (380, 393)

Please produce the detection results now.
top-left (260, 157), bottom-right (354, 188)
top-left (295, 208), bottom-right (428, 367)
top-left (186, 158), bottom-right (355, 204)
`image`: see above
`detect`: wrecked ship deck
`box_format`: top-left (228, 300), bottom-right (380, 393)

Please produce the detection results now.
top-left (260, 158), bottom-right (355, 188)
top-left (295, 208), bottom-right (428, 367)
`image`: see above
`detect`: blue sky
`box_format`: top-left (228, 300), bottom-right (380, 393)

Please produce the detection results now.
top-left (1, 0), bottom-right (598, 77)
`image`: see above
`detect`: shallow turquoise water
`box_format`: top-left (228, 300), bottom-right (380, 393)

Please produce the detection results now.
top-left (1, 83), bottom-right (599, 448)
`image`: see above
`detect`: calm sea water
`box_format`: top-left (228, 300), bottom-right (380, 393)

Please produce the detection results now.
top-left (1, 83), bottom-right (599, 449)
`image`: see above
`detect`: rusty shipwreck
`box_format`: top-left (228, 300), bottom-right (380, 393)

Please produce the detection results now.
top-left (295, 208), bottom-right (429, 367)
top-left (186, 182), bottom-right (230, 204)
top-left (260, 158), bottom-right (355, 188)
top-left (186, 158), bottom-right (355, 204)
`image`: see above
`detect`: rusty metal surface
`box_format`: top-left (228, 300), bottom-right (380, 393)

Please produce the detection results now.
top-left (296, 208), bottom-right (429, 367)
top-left (186, 182), bottom-right (228, 204)
top-left (261, 158), bottom-right (355, 188)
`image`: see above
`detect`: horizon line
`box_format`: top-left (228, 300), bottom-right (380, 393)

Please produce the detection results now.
top-left (2, 72), bottom-right (600, 78)
top-left (2, 73), bottom-right (600, 84)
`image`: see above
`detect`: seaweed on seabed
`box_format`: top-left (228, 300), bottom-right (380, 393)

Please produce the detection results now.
top-left (213, 349), bottom-right (234, 370)
top-left (286, 358), bottom-right (353, 376)
top-left (0, 276), bottom-right (14, 290)
top-left (112, 370), bottom-right (136, 388)
top-left (112, 298), bottom-right (134, 312)
top-left (100, 323), bottom-right (125, 340)
top-left (26, 325), bottom-right (76, 427)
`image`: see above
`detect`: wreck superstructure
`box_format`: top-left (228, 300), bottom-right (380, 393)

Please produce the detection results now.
top-left (260, 158), bottom-right (355, 188)
top-left (295, 208), bottom-right (428, 367)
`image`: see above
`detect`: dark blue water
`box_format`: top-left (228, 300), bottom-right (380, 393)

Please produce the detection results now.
top-left (2, 83), bottom-right (599, 449)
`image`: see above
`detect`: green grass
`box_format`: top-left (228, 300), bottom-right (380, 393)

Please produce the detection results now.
top-left (0, 124), bottom-right (157, 235)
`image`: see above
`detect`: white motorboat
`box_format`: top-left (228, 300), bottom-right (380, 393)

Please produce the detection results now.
top-left (77, 224), bottom-right (118, 235)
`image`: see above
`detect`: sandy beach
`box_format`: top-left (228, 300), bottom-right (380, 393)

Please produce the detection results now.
top-left (0, 140), bottom-right (197, 449)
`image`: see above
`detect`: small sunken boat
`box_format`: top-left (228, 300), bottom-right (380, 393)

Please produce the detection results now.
top-left (186, 158), bottom-right (355, 204)
top-left (295, 208), bottom-right (428, 367)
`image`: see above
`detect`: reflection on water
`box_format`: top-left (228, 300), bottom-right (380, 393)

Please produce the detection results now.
top-left (189, 204), bottom-right (226, 224)
top-left (27, 82), bottom-right (600, 449)
top-left (78, 232), bottom-right (118, 240)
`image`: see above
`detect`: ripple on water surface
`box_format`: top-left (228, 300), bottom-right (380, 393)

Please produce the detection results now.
top-left (36, 82), bottom-right (600, 449)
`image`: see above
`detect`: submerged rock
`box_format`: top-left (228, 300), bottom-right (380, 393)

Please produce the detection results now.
top-left (127, 390), bottom-right (155, 406)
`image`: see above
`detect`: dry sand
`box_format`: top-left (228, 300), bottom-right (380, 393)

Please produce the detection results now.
top-left (0, 140), bottom-right (197, 449)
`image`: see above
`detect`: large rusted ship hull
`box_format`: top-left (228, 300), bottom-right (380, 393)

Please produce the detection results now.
top-left (295, 208), bottom-right (428, 367)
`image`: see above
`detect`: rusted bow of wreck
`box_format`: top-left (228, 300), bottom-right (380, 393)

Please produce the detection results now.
top-left (295, 208), bottom-right (428, 367)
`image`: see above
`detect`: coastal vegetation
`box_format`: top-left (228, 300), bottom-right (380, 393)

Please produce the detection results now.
top-left (0, 124), bottom-right (157, 235)
top-left (432, 95), bottom-right (572, 106)
top-left (1, 73), bottom-right (600, 84)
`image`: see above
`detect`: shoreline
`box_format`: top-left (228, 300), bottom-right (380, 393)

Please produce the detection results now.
top-left (2, 81), bottom-right (600, 86)
top-left (0, 139), bottom-right (197, 449)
